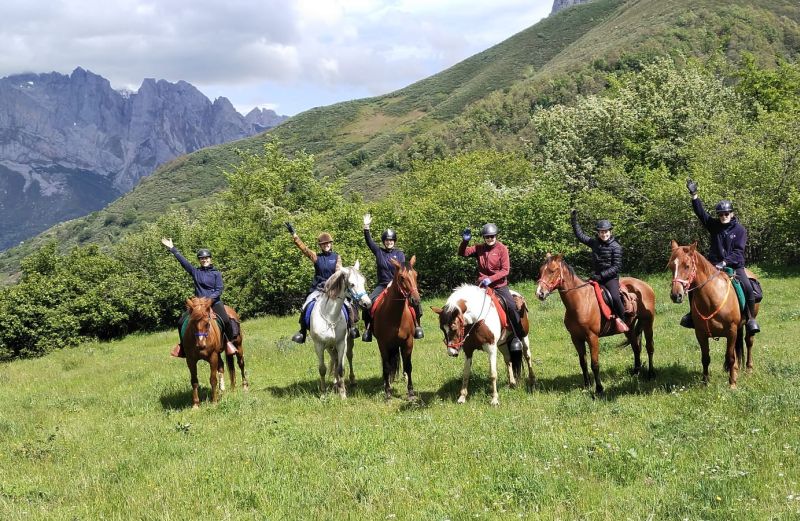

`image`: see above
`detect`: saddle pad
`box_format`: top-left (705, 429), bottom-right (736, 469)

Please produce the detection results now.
top-left (485, 287), bottom-right (508, 330)
top-left (304, 299), bottom-right (350, 327)
top-left (180, 314), bottom-right (224, 343)
top-left (370, 287), bottom-right (417, 322)
top-left (590, 281), bottom-right (614, 321)
top-left (723, 268), bottom-right (746, 312)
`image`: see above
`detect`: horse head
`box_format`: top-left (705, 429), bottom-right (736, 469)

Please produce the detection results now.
top-left (341, 260), bottom-right (372, 309)
top-left (668, 240), bottom-right (698, 304)
top-left (431, 299), bottom-right (468, 357)
top-left (536, 253), bottom-right (565, 301)
top-left (390, 255), bottom-right (420, 307)
top-left (186, 297), bottom-right (214, 349)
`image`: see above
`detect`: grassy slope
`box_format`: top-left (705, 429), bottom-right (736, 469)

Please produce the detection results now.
top-left (2, 270), bottom-right (799, 519)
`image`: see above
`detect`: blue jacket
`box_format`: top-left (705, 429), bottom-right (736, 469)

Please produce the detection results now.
top-left (170, 247), bottom-right (223, 302)
top-left (364, 229), bottom-right (405, 285)
top-left (312, 251), bottom-right (339, 291)
top-left (692, 197), bottom-right (747, 268)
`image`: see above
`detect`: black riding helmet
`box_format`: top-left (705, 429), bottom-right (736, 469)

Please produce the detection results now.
top-left (381, 229), bottom-right (397, 242)
top-left (481, 223), bottom-right (498, 237)
top-left (196, 248), bottom-right (212, 259)
top-left (595, 219), bottom-right (613, 231)
top-left (715, 200), bottom-right (734, 214)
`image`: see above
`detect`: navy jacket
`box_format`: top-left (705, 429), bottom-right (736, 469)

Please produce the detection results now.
top-left (170, 247), bottom-right (223, 302)
top-left (692, 197), bottom-right (747, 268)
top-left (364, 229), bottom-right (405, 285)
top-left (312, 251), bottom-right (339, 291)
top-left (571, 216), bottom-right (623, 282)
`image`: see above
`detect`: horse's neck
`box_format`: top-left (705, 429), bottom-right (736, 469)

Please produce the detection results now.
top-left (382, 282), bottom-right (407, 314)
top-left (558, 264), bottom-right (592, 308)
top-left (691, 252), bottom-right (729, 298)
top-left (316, 293), bottom-right (343, 319)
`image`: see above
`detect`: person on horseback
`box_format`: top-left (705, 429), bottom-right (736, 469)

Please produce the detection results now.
top-left (161, 238), bottom-right (238, 357)
top-left (570, 210), bottom-right (629, 333)
top-left (683, 179), bottom-right (760, 334)
top-left (458, 223), bottom-right (525, 352)
top-left (361, 213), bottom-right (424, 342)
top-left (285, 222), bottom-right (359, 343)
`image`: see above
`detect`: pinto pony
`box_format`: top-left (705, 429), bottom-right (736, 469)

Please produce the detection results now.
top-left (668, 241), bottom-right (759, 388)
top-left (433, 284), bottom-right (534, 406)
top-left (308, 262), bottom-right (372, 398)
top-left (182, 297), bottom-right (247, 408)
top-left (371, 256), bottom-right (420, 400)
top-left (536, 254), bottom-right (655, 394)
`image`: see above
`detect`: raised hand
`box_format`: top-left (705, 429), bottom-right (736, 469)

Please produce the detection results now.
top-left (462, 228), bottom-right (471, 242)
top-left (686, 178), bottom-right (698, 195)
top-left (160, 237), bottom-right (173, 249)
top-left (363, 213), bottom-right (372, 229)
top-left (285, 222), bottom-right (295, 235)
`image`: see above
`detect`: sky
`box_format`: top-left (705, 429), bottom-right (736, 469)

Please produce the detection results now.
top-left (0, 1), bottom-right (553, 116)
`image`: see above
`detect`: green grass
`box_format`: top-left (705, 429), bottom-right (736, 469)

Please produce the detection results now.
top-left (2, 270), bottom-right (800, 519)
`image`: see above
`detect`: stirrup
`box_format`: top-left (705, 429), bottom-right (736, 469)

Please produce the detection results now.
top-left (291, 331), bottom-right (306, 344)
top-left (746, 319), bottom-right (760, 335)
top-left (361, 329), bottom-right (373, 342)
top-left (414, 326), bottom-right (424, 339)
top-left (349, 326), bottom-right (360, 338)
top-left (508, 337), bottom-right (523, 352)
top-left (679, 313), bottom-right (694, 329)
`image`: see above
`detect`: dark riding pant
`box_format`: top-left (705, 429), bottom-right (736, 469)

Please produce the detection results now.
top-left (493, 286), bottom-right (525, 341)
top-left (601, 277), bottom-right (626, 320)
top-left (734, 267), bottom-right (757, 319)
top-left (212, 301), bottom-right (238, 340)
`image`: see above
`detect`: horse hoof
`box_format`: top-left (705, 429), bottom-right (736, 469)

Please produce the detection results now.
top-left (490, 398), bottom-right (499, 407)
top-left (457, 396), bottom-right (466, 404)
top-left (730, 383), bottom-right (737, 390)
top-left (242, 383), bottom-right (249, 392)
top-left (192, 404), bottom-right (199, 410)
top-left (509, 381), bottom-right (517, 389)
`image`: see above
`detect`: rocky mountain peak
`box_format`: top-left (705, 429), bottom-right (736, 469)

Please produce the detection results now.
top-left (551, 0), bottom-right (594, 15)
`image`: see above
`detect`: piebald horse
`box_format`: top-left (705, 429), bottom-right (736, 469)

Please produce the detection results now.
top-left (183, 297), bottom-right (247, 408)
top-left (536, 254), bottom-right (655, 394)
top-left (668, 241), bottom-right (759, 388)
top-left (309, 262), bottom-right (372, 398)
top-left (433, 284), bottom-right (535, 406)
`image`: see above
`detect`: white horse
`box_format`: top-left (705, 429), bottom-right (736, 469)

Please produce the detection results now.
top-left (309, 262), bottom-right (371, 398)
top-left (432, 284), bottom-right (535, 406)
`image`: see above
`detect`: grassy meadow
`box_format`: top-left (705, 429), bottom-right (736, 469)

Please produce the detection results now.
top-left (2, 270), bottom-right (800, 520)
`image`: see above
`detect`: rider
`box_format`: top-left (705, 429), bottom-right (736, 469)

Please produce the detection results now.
top-left (361, 213), bottom-right (424, 342)
top-left (458, 223), bottom-right (525, 353)
top-left (570, 210), bottom-right (629, 333)
top-left (285, 222), bottom-right (359, 343)
top-left (161, 238), bottom-right (238, 357)
top-left (683, 178), bottom-right (760, 334)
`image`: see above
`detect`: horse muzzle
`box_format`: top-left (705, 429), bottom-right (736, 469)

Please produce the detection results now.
top-left (447, 347), bottom-right (460, 357)
top-left (536, 286), bottom-right (549, 301)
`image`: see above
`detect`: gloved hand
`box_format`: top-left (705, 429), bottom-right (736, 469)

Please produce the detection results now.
top-left (715, 261), bottom-right (726, 270)
top-left (363, 213), bottom-right (372, 230)
top-left (462, 228), bottom-right (471, 242)
top-left (570, 209), bottom-right (577, 220)
top-left (686, 178), bottom-right (698, 195)
top-left (284, 222), bottom-right (295, 235)
top-left (479, 278), bottom-right (491, 288)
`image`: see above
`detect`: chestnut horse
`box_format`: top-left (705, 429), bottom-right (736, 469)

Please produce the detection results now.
top-left (182, 297), bottom-right (247, 408)
top-left (668, 241), bottom-right (759, 388)
top-left (536, 254), bottom-right (655, 394)
top-left (433, 284), bottom-right (535, 406)
top-left (372, 256), bottom-right (420, 400)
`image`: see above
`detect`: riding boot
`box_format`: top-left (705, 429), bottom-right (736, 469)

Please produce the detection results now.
top-left (170, 343), bottom-right (184, 358)
top-left (508, 337), bottom-right (522, 352)
top-left (350, 324), bottom-right (360, 338)
top-left (680, 292), bottom-right (694, 328)
top-left (745, 301), bottom-right (760, 335)
top-left (362, 325), bottom-right (373, 342)
top-left (414, 324), bottom-right (424, 339)
top-left (291, 327), bottom-right (307, 344)
top-left (614, 318), bottom-right (629, 333)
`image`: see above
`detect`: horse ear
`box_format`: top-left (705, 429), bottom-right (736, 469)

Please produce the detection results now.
top-left (185, 298), bottom-right (193, 310)
top-left (689, 241), bottom-right (698, 253)
top-left (431, 306), bottom-right (443, 315)
top-left (354, 259), bottom-right (360, 270)
top-left (409, 255), bottom-right (416, 268)
top-left (390, 258), bottom-right (402, 269)
top-left (670, 240), bottom-right (679, 251)
top-left (545, 252), bottom-right (552, 260)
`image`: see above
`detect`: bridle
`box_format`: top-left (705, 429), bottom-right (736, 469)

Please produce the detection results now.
top-left (443, 290), bottom-right (490, 353)
top-left (539, 260), bottom-right (591, 295)
top-left (672, 250), bottom-right (721, 294)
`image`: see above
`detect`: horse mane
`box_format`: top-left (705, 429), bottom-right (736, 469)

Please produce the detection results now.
top-left (187, 297), bottom-right (212, 320)
top-left (323, 269), bottom-right (348, 299)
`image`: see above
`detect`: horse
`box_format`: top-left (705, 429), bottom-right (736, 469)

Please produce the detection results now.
top-left (535, 254), bottom-right (655, 394)
top-left (668, 240), bottom-right (759, 388)
top-left (432, 284), bottom-right (535, 406)
top-left (371, 256), bottom-right (421, 400)
top-left (182, 297), bottom-right (247, 408)
top-left (308, 262), bottom-right (372, 398)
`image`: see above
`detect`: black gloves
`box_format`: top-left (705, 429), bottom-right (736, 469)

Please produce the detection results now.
top-left (686, 178), bottom-right (698, 195)
top-left (285, 222), bottom-right (295, 235)
top-left (462, 228), bottom-right (471, 242)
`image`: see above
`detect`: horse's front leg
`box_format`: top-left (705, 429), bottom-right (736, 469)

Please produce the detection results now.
top-left (499, 343), bottom-right (516, 389)
top-left (627, 324), bottom-right (642, 376)
top-left (695, 330), bottom-right (711, 385)
top-left (643, 317), bottom-right (655, 377)
top-left (402, 341), bottom-right (415, 400)
top-left (587, 334), bottom-right (603, 394)
top-left (458, 354), bottom-right (473, 404)
top-left (488, 344), bottom-right (499, 406)
top-left (336, 339), bottom-right (348, 399)
top-left (209, 354), bottom-right (220, 403)
top-left (381, 350), bottom-right (393, 400)
top-left (226, 352), bottom-right (236, 391)
top-left (218, 352), bottom-right (226, 392)
top-left (187, 359), bottom-right (200, 409)
top-left (316, 344), bottom-right (327, 395)
top-left (346, 337), bottom-right (356, 386)
top-left (725, 329), bottom-right (739, 389)
top-left (571, 336), bottom-right (590, 389)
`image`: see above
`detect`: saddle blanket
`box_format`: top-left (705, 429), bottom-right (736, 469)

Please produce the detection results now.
top-left (304, 299), bottom-right (351, 328)
top-left (370, 286), bottom-right (417, 323)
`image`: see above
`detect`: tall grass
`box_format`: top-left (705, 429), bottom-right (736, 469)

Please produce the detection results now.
top-left (2, 270), bottom-right (799, 519)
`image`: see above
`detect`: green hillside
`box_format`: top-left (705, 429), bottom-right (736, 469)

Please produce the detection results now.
top-left (2, 0), bottom-right (798, 281)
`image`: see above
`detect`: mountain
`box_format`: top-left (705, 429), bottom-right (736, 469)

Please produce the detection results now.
top-left (551, 0), bottom-right (594, 15)
top-left (1, 0), bottom-right (798, 280)
top-left (0, 68), bottom-right (287, 250)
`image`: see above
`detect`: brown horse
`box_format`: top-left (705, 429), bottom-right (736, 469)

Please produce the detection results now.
top-left (433, 285), bottom-right (535, 406)
top-left (536, 254), bottom-right (656, 394)
top-left (372, 256), bottom-right (420, 400)
top-left (183, 297), bottom-right (247, 408)
top-left (668, 241), bottom-right (759, 388)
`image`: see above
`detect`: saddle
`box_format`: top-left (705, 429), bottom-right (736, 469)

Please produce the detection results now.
top-left (370, 284), bottom-right (418, 323)
top-left (589, 281), bottom-right (637, 321)
top-left (304, 299), bottom-right (351, 328)
top-left (725, 267), bottom-right (763, 311)
top-left (485, 287), bottom-right (525, 330)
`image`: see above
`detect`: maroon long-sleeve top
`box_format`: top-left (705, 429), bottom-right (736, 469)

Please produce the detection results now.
top-left (458, 240), bottom-right (510, 288)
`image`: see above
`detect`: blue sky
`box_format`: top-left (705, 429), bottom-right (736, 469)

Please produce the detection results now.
top-left (0, 1), bottom-right (552, 116)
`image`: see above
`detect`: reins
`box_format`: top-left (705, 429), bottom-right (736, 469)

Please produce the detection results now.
top-left (446, 289), bottom-right (490, 351)
top-left (675, 250), bottom-right (733, 338)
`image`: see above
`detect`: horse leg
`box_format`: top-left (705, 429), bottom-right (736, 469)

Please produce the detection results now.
top-left (489, 344), bottom-right (500, 406)
top-left (745, 332), bottom-right (754, 373)
top-left (237, 348), bottom-right (249, 391)
top-left (402, 343), bottom-right (415, 400)
top-left (499, 344), bottom-right (516, 389)
top-left (317, 345), bottom-right (327, 395)
top-left (695, 330), bottom-right (711, 385)
top-left (217, 353), bottom-right (226, 392)
top-left (336, 339), bottom-right (348, 399)
top-left (628, 323), bottom-right (642, 376)
top-left (382, 350), bottom-right (393, 400)
top-left (188, 359), bottom-right (200, 409)
top-left (571, 336), bottom-right (590, 389)
top-left (226, 352), bottom-right (235, 391)
top-left (726, 329), bottom-right (739, 389)
top-left (643, 317), bottom-right (655, 377)
top-left (588, 334), bottom-right (603, 394)
top-left (458, 355), bottom-right (473, 404)
top-left (209, 353), bottom-right (220, 404)
top-left (523, 337), bottom-right (536, 391)
top-left (347, 337), bottom-right (356, 386)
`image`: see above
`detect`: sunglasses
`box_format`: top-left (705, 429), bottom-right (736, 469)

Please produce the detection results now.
top-left (717, 212), bottom-right (732, 217)
top-left (483, 235), bottom-right (497, 239)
